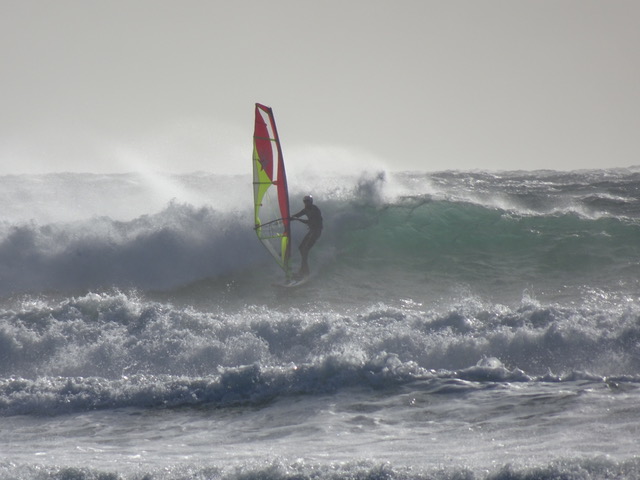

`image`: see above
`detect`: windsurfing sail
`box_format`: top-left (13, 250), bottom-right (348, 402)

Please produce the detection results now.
top-left (252, 103), bottom-right (292, 279)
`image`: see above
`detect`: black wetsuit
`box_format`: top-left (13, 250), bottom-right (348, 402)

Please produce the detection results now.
top-left (292, 204), bottom-right (323, 277)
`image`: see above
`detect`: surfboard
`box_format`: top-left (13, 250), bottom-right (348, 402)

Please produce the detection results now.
top-left (252, 103), bottom-right (295, 283)
top-left (274, 276), bottom-right (311, 289)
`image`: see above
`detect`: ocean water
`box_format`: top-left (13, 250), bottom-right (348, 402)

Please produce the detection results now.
top-left (1, 168), bottom-right (640, 480)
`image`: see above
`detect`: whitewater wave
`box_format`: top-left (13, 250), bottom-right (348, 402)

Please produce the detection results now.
top-left (0, 201), bottom-right (262, 296)
top-left (3, 361), bottom-right (635, 417)
top-left (1, 289), bottom-right (639, 416)
top-left (2, 457), bottom-right (640, 480)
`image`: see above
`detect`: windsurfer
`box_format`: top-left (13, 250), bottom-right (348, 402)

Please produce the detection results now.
top-left (291, 195), bottom-right (323, 278)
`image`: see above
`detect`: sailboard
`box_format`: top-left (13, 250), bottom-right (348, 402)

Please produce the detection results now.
top-left (253, 103), bottom-right (293, 281)
top-left (276, 275), bottom-right (310, 288)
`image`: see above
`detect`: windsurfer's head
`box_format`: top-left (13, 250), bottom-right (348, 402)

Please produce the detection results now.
top-left (303, 195), bottom-right (313, 205)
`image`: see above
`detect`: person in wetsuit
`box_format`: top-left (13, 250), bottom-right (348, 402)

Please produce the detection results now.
top-left (291, 195), bottom-right (323, 278)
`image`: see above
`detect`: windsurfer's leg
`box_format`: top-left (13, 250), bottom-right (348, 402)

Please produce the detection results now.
top-left (298, 232), bottom-right (312, 277)
top-left (300, 256), bottom-right (309, 277)
top-left (297, 230), bottom-right (320, 277)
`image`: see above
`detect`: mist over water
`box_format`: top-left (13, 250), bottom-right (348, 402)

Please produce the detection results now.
top-left (1, 168), bottom-right (640, 480)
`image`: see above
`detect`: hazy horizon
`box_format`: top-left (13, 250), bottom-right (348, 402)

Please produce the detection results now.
top-left (2, 0), bottom-right (639, 175)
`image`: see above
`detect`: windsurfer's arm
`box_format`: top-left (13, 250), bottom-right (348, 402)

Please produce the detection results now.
top-left (291, 209), bottom-right (308, 223)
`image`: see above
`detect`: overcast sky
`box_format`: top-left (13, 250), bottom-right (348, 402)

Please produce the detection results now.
top-left (1, 0), bottom-right (639, 175)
